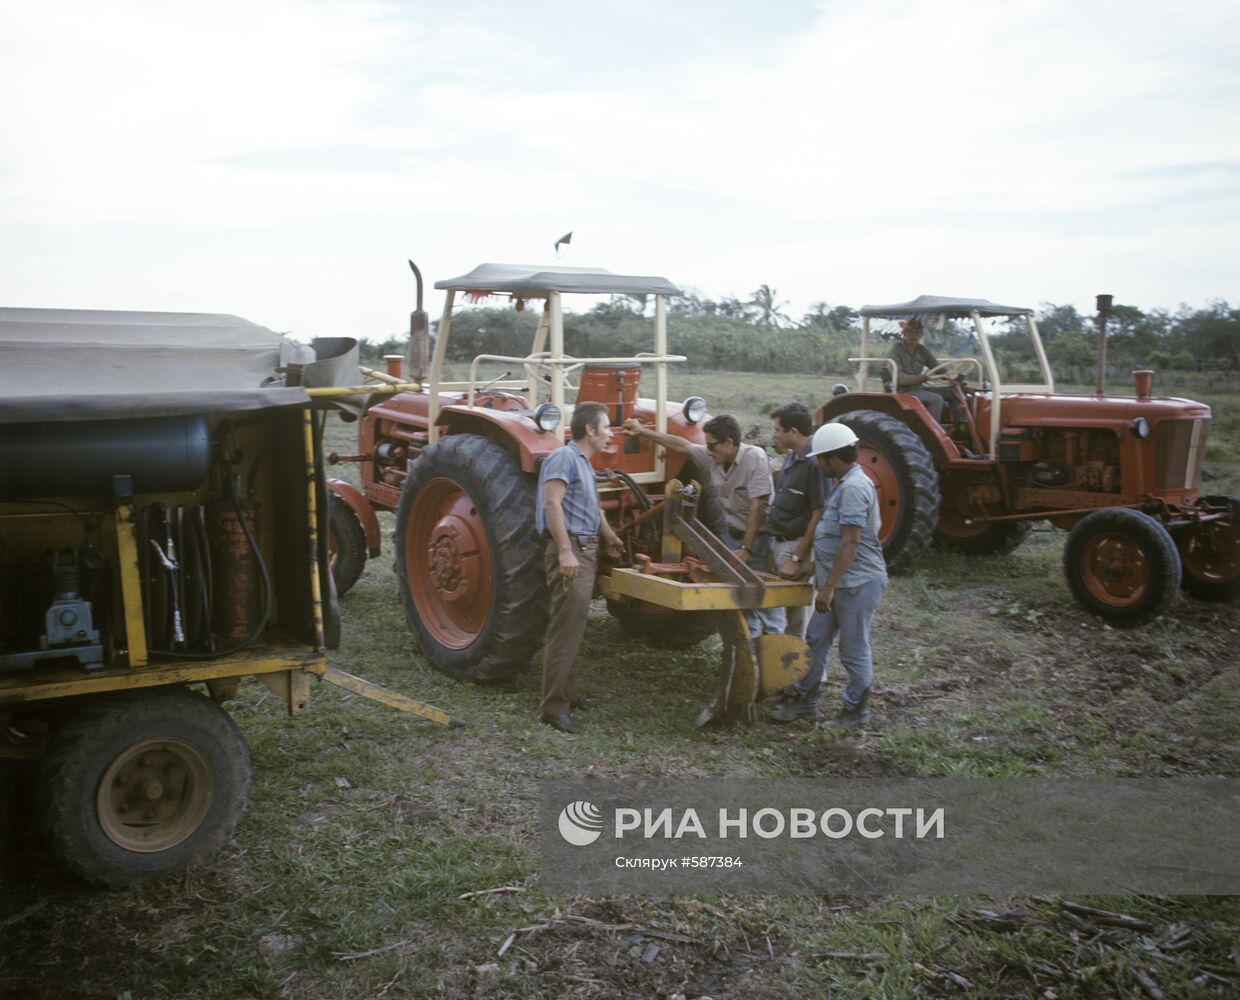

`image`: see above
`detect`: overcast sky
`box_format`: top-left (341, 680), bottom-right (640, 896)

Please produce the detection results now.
top-left (2, 0), bottom-right (1237, 341)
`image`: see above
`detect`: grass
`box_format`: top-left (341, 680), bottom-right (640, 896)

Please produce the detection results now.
top-left (1, 369), bottom-right (1237, 999)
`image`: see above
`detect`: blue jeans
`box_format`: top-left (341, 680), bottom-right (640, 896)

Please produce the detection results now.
top-left (796, 578), bottom-right (885, 709)
top-left (726, 531), bottom-right (786, 638)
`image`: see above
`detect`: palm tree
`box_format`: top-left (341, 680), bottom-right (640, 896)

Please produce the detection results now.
top-left (748, 284), bottom-right (791, 327)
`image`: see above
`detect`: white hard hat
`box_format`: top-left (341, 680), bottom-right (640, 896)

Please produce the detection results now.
top-left (807, 422), bottom-right (859, 457)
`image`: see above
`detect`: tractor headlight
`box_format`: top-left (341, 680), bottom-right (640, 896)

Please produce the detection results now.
top-left (1130, 417), bottom-right (1150, 439)
top-left (533, 403), bottom-right (562, 433)
top-left (682, 396), bottom-right (707, 424)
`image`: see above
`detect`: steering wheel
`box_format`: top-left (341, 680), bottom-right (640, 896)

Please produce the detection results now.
top-left (922, 362), bottom-right (962, 387)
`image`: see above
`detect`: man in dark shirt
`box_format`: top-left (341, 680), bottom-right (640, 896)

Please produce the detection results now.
top-left (768, 402), bottom-right (823, 640)
top-left (888, 318), bottom-right (956, 422)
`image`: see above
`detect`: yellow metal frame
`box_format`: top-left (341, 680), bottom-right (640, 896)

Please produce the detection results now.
top-left (602, 567), bottom-right (812, 611)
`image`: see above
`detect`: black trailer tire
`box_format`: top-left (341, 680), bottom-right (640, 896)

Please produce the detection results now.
top-left (394, 434), bottom-right (548, 682)
top-left (835, 410), bottom-right (940, 573)
top-left (1178, 495), bottom-right (1240, 601)
top-left (35, 687), bottom-right (251, 888)
top-left (328, 493), bottom-right (368, 597)
top-left (934, 518), bottom-right (1033, 555)
top-left (1064, 507), bottom-right (1182, 625)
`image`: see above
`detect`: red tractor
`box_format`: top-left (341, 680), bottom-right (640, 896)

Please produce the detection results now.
top-left (817, 295), bottom-right (1238, 625)
top-left (328, 263), bottom-right (722, 680)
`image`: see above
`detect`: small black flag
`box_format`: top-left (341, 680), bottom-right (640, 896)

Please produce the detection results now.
top-left (554, 230), bottom-right (573, 255)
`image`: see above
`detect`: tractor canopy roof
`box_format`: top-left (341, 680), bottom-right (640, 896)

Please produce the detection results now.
top-left (0, 307), bottom-right (358, 423)
top-left (434, 263), bottom-right (681, 297)
top-left (859, 295), bottom-right (1033, 319)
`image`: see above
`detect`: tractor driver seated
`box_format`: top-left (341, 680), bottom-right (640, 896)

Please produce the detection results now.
top-left (888, 318), bottom-right (963, 424)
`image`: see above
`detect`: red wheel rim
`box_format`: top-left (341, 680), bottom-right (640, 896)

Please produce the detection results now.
top-left (1080, 532), bottom-right (1149, 606)
top-left (405, 478), bottom-right (493, 649)
top-left (857, 444), bottom-right (900, 544)
top-left (1181, 522), bottom-right (1240, 585)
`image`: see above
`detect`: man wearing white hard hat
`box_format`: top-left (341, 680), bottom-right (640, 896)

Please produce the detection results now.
top-left (771, 421), bottom-right (888, 726)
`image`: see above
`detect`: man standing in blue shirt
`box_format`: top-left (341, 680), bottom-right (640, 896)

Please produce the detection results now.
top-left (771, 422), bottom-right (888, 726)
top-left (536, 401), bottom-right (623, 734)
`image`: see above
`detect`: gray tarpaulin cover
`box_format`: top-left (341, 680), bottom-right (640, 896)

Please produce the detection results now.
top-left (860, 295), bottom-right (1033, 319)
top-left (435, 263), bottom-right (681, 297)
top-left (0, 307), bottom-right (359, 423)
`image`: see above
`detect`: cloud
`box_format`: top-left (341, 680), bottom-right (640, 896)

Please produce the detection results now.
top-left (0, 0), bottom-right (1236, 335)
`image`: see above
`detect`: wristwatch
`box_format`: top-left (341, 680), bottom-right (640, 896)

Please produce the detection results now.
top-left (790, 554), bottom-right (802, 563)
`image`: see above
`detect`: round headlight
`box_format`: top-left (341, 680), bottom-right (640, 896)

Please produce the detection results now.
top-left (1130, 417), bottom-right (1150, 439)
top-left (682, 396), bottom-right (707, 424)
top-left (534, 403), bottom-right (562, 433)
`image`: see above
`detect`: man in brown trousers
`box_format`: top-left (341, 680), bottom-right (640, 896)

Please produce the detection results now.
top-left (536, 401), bottom-right (623, 733)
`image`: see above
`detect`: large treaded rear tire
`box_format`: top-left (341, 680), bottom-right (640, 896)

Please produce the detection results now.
top-left (1064, 507), bottom-right (1181, 625)
top-left (394, 434), bottom-right (548, 682)
top-left (835, 411), bottom-right (940, 574)
top-left (35, 687), bottom-right (251, 888)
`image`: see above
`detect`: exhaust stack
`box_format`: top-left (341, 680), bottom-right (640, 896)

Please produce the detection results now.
top-left (407, 259), bottom-right (429, 384)
top-left (1094, 293), bottom-right (1113, 395)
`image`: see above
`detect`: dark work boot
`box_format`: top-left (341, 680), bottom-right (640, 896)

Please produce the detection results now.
top-left (769, 687), bottom-right (820, 723)
top-left (821, 688), bottom-right (871, 729)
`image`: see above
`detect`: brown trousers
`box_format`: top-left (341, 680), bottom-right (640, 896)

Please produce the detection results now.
top-left (540, 537), bottom-right (597, 718)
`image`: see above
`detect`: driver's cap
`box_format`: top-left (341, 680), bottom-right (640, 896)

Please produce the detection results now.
top-left (807, 422), bottom-right (859, 457)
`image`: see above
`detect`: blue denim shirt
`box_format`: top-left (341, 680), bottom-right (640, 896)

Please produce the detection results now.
top-left (813, 465), bottom-right (888, 588)
top-left (536, 440), bottom-right (601, 536)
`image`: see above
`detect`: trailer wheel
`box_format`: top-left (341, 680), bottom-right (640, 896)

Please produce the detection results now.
top-left (395, 434), bottom-right (548, 682)
top-left (35, 687), bottom-right (251, 888)
top-left (935, 517), bottom-right (1033, 555)
top-left (1177, 494), bottom-right (1240, 601)
top-left (1064, 508), bottom-right (1181, 625)
top-left (835, 410), bottom-right (940, 573)
top-left (328, 493), bottom-right (367, 596)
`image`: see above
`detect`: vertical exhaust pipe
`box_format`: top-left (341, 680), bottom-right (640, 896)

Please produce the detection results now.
top-left (407, 259), bottom-right (429, 384)
top-left (1094, 293), bottom-right (1113, 395)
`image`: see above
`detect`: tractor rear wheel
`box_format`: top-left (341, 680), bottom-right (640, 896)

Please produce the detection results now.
top-left (835, 410), bottom-right (940, 573)
top-left (394, 434), bottom-right (548, 682)
top-left (35, 687), bottom-right (251, 888)
top-left (1064, 507), bottom-right (1181, 625)
top-left (327, 493), bottom-right (367, 596)
top-left (1177, 495), bottom-right (1240, 601)
top-left (935, 516), bottom-right (1033, 555)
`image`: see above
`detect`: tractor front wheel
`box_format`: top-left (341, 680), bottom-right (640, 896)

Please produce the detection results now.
top-left (604, 598), bottom-right (718, 648)
top-left (327, 493), bottom-right (367, 596)
top-left (394, 434), bottom-right (548, 682)
top-left (835, 410), bottom-right (941, 573)
top-left (1177, 495), bottom-right (1240, 601)
top-left (35, 687), bottom-right (251, 888)
top-left (1064, 508), bottom-right (1181, 625)
top-left (935, 516), bottom-right (1033, 555)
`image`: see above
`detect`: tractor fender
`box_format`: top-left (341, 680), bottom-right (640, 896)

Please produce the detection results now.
top-left (816, 393), bottom-right (961, 467)
top-left (327, 479), bottom-right (382, 557)
top-left (437, 406), bottom-right (562, 474)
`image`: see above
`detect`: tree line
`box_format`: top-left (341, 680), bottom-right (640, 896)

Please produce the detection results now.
top-left (357, 286), bottom-right (1239, 379)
